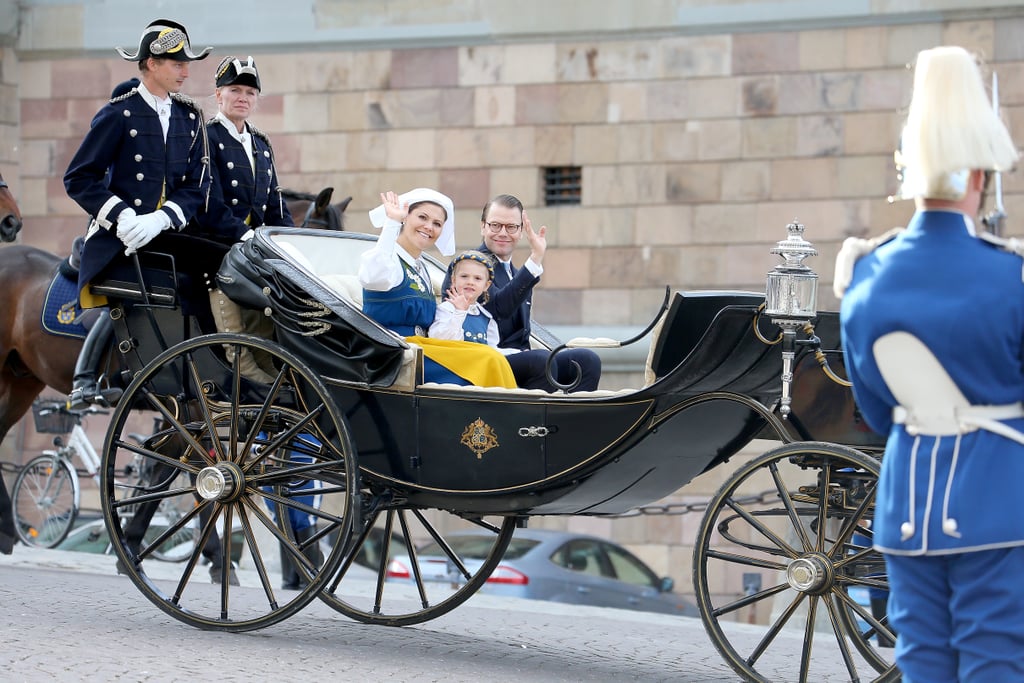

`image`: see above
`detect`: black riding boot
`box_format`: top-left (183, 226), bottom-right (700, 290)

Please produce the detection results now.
top-left (68, 311), bottom-right (121, 409)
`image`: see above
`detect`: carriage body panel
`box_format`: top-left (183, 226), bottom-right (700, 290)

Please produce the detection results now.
top-left (207, 227), bottom-right (884, 515)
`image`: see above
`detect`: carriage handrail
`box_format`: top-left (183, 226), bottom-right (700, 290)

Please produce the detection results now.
top-left (543, 286), bottom-right (672, 392)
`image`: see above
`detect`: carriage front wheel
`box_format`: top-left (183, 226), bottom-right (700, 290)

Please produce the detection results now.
top-left (693, 441), bottom-right (900, 683)
top-left (100, 334), bottom-right (360, 632)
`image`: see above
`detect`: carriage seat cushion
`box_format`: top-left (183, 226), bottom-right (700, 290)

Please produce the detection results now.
top-left (320, 274), bottom-right (363, 307)
top-left (274, 241), bottom-right (364, 306)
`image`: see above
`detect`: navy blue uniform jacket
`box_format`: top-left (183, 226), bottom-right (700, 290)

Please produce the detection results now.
top-left (64, 87), bottom-right (210, 290)
top-left (191, 119), bottom-right (293, 242)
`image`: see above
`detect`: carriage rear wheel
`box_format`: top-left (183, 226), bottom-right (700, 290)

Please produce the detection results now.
top-left (317, 503), bottom-right (517, 627)
top-left (100, 334), bottom-right (359, 632)
top-left (693, 441), bottom-right (900, 683)
top-left (11, 453), bottom-right (78, 548)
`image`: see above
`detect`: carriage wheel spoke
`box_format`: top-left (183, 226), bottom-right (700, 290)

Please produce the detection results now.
top-left (712, 581), bottom-right (789, 618)
top-left (814, 459), bottom-right (834, 554)
top-left (725, 496), bottom-right (800, 558)
top-left (823, 591), bottom-right (864, 681)
top-left (768, 460), bottom-right (813, 552)
top-left (747, 591), bottom-right (805, 665)
top-left (705, 548), bottom-right (787, 572)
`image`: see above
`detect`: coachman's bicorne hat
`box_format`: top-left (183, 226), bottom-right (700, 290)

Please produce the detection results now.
top-left (215, 56), bottom-right (261, 91)
top-left (116, 19), bottom-right (212, 62)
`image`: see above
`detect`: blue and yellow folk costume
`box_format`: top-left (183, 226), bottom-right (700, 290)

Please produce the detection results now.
top-left (837, 45), bottom-right (1024, 683)
top-left (359, 189), bottom-right (515, 388)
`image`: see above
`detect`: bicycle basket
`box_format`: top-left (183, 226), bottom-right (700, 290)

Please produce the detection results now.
top-left (31, 398), bottom-right (77, 434)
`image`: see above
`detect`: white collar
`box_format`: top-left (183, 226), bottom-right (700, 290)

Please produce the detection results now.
top-left (214, 111), bottom-right (248, 143)
top-left (136, 82), bottom-right (171, 115)
top-left (466, 302), bottom-right (493, 318)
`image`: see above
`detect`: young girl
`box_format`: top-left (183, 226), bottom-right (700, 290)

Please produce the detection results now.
top-left (429, 251), bottom-right (506, 350)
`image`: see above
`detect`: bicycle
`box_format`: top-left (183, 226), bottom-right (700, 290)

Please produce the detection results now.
top-left (11, 398), bottom-right (199, 560)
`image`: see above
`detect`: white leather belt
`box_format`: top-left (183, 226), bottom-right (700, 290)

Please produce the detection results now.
top-left (893, 402), bottom-right (1024, 443)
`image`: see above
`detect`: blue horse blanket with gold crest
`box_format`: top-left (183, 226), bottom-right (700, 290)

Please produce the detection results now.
top-left (42, 271), bottom-right (87, 339)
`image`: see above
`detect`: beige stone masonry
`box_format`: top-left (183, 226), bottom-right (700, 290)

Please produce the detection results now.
top-left (634, 205), bottom-right (695, 246)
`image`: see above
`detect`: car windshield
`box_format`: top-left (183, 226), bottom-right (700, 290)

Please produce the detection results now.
top-left (419, 536), bottom-right (540, 560)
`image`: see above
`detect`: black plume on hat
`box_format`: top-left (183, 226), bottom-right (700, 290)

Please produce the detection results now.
top-left (116, 19), bottom-right (212, 62)
top-left (215, 56), bottom-right (261, 91)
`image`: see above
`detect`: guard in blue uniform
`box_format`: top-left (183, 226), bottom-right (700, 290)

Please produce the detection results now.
top-left (63, 18), bottom-right (213, 408)
top-left (193, 56), bottom-right (293, 384)
top-left (837, 46), bottom-right (1024, 682)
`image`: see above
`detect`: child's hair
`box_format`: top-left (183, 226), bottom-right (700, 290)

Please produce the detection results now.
top-left (448, 250), bottom-right (495, 303)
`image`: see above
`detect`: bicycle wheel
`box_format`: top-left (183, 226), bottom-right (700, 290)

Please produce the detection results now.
top-left (12, 453), bottom-right (80, 548)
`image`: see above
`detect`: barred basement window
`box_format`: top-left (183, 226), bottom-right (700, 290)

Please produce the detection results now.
top-left (543, 166), bottom-right (582, 206)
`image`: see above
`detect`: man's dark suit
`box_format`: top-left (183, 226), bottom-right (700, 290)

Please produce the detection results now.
top-left (441, 243), bottom-right (600, 392)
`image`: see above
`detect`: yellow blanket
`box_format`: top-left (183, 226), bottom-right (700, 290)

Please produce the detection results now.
top-left (405, 336), bottom-right (516, 388)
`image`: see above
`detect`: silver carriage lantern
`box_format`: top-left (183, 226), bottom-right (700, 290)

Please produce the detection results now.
top-left (765, 219), bottom-right (819, 417)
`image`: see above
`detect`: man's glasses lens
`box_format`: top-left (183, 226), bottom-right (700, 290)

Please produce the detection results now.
top-left (486, 222), bottom-right (521, 235)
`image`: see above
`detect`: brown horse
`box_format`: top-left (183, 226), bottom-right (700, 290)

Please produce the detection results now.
top-left (283, 187), bottom-right (352, 231)
top-left (0, 171), bottom-right (23, 242)
top-left (0, 247), bottom-right (76, 552)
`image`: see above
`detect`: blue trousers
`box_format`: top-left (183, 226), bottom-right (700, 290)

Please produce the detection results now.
top-left (886, 547), bottom-right (1024, 682)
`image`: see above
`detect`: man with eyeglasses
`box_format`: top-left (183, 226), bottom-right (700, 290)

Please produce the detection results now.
top-left (445, 194), bottom-right (601, 392)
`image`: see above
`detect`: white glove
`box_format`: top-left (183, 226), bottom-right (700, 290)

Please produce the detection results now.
top-left (116, 207), bottom-right (136, 226)
top-left (240, 229), bottom-right (255, 241)
top-left (121, 210), bottom-right (171, 254)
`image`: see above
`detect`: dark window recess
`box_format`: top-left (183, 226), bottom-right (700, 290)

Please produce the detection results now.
top-left (543, 166), bottom-right (582, 206)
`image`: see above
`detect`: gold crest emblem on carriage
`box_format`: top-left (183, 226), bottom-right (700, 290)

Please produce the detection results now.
top-left (460, 418), bottom-right (498, 459)
top-left (57, 301), bottom-right (78, 325)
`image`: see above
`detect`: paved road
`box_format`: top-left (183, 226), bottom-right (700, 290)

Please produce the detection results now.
top-left (0, 546), bottom-right (890, 682)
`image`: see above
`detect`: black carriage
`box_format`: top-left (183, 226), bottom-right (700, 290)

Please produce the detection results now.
top-left (95, 223), bottom-right (897, 682)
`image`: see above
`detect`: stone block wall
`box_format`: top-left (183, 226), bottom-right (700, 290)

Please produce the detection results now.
top-left (4, 2), bottom-right (1024, 604)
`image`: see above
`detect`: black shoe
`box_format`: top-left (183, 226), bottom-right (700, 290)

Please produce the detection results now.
top-left (0, 531), bottom-right (15, 555)
top-left (209, 563), bottom-right (240, 586)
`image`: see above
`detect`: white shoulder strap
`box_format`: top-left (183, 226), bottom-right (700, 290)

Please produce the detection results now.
top-left (873, 332), bottom-right (970, 433)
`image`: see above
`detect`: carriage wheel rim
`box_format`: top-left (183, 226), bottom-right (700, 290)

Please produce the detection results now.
top-left (692, 440), bottom-right (898, 683)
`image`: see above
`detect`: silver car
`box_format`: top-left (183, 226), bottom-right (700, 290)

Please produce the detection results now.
top-left (385, 528), bottom-right (697, 617)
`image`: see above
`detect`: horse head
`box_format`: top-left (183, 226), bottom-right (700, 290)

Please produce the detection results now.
top-left (302, 187), bottom-right (352, 232)
top-left (0, 173), bottom-right (24, 242)
top-left (282, 187), bottom-right (351, 232)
